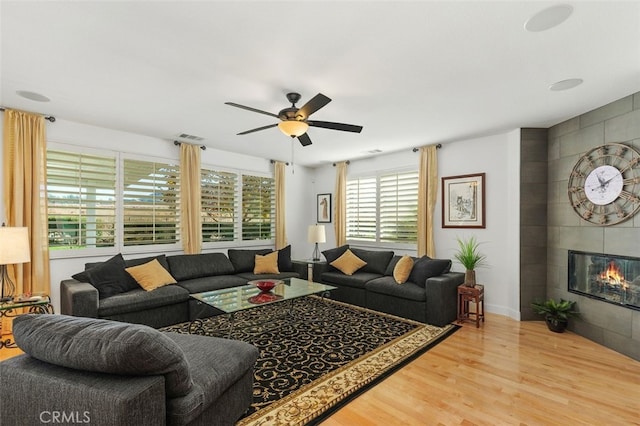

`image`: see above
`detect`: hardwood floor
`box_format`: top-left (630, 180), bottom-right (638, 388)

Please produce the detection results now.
top-left (2, 314), bottom-right (638, 425)
top-left (321, 313), bottom-right (640, 426)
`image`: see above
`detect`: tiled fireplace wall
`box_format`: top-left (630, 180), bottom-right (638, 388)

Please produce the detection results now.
top-left (547, 92), bottom-right (640, 361)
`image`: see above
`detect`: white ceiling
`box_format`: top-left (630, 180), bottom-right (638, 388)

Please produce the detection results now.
top-left (2, 1), bottom-right (640, 166)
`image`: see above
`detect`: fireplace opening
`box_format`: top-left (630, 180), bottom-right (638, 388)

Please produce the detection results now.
top-left (568, 250), bottom-right (640, 311)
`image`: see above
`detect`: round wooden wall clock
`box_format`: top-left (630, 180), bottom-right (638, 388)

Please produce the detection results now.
top-left (568, 142), bottom-right (640, 225)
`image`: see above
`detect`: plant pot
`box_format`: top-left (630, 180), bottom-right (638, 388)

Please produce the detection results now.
top-left (464, 270), bottom-right (476, 287)
top-left (545, 315), bottom-right (568, 333)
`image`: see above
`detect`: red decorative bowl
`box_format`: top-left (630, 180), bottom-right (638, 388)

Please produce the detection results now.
top-left (249, 279), bottom-right (283, 292)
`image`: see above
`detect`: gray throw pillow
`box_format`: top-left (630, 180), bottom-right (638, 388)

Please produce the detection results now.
top-left (13, 314), bottom-right (193, 398)
top-left (72, 253), bottom-right (129, 299)
top-left (408, 256), bottom-right (452, 285)
top-left (350, 249), bottom-right (395, 275)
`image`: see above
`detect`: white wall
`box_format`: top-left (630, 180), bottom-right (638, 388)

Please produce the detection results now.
top-left (312, 130), bottom-right (522, 319)
top-left (1, 114), bottom-right (521, 318)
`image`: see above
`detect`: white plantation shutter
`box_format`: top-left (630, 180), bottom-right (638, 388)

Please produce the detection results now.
top-left (46, 150), bottom-right (117, 249)
top-left (242, 174), bottom-right (275, 241)
top-left (123, 159), bottom-right (180, 246)
top-left (201, 168), bottom-right (238, 242)
top-left (346, 176), bottom-right (377, 241)
top-left (379, 171), bottom-right (419, 242)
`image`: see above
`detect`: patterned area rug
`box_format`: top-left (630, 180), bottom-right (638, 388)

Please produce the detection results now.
top-left (162, 296), bottom-right (458, 426)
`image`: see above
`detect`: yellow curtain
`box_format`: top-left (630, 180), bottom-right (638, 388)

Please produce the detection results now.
top-left (179, 143), bottom-right (202, 254)
top-left (334, 161), bottom-right (348, 246)
top-left (417, 145), bottom-right (438, 257)
top-left (274, 161), bottom-right (287, 249)
top-left (2, 109), bottom-right (50, 295)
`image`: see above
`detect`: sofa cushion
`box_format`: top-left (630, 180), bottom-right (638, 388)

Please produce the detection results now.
top-left (350, 248), bottom-right (394, 275)
top-left (321, 244), bottom-right (350, 271)
top-left (365, 276), bottom-right (427, 302)
top-left (125, 259), bottom-right (177, 291)
top-left (330, 249), bottom-right (367, 275)
top-left (254, 251), bottom-right (280, 274)
top-left (320, 271), bottom-right (382, 289)
top-left (167, 253), bottom-right (235, 281)
top-left (408, 256), bottom-right (452, 286)
top-left (98, 285), bottom-right (190, 317)
top-left (12, 314), bottom-right (193, 398)
top-left (72, 253), bottom-right (129, 299)
top-left (393, 255), bottom-right (415, 284)
top-left (178, 275), bottom-right (248, 294)
top-left (277, 245), bottom-right (293, 272)
top-left (164, 332), bottom-right (259, 425)
top-left (228, 248), bottom-right (271, 273)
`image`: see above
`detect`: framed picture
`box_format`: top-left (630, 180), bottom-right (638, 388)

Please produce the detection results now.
top-left (317, 193), bottom-right (332, 223)
top-left (442, 173), bottom-right (486, 228)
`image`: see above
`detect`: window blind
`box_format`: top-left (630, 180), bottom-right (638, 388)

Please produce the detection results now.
top-left (241, 174), bottom-right (274, 241)
top-left (123, 159), bottom-right (180, 246)
top-left (379, 171), bottom-right (419, 242)
top-left (46, 150), bottom-right (117, 249)
top-left (201, 168), bottom-right (238, 242)
top-left (346, 176), bottom-right (377, 241)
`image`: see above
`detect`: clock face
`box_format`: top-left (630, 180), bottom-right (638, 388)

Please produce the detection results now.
top-left (584, 165), bottom-right (623, 205)
top-left (568, 143), bottom-right (640, 225)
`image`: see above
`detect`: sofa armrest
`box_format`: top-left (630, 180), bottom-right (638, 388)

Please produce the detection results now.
top-left (60, 279), bottom-right (99, 318)
top-left (0, 355), bottom-right (166, 426)
top-left (424, 272), bottom-right (465, 327)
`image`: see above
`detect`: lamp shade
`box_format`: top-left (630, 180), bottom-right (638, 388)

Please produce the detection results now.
top-left (0, 227), bottom-right (30, 265)
top-left (307, 224), bottom-right (326, 244)
top-left (278, 120), bottom-right (309, 137)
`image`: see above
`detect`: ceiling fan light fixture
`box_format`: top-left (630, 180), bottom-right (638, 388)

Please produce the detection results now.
top-left (278, 120), bottom-right (309, 137)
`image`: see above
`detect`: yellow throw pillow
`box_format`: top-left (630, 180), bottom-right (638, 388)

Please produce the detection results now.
top-left (330, 249), bottom-right (367, 276)
top-left (125, 259), bottom-right (177, 292)
top-left (254, 251), bottom-right (280, 274)
top-left (393, 255), bottom-right (414, 284)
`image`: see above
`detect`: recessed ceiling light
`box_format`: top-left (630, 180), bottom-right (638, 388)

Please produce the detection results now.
top-left (16, 90), bottom-right (51, 102)
top-left (549, 78), bottom-right (584, 91)
top-left (525, 4), bottom-right (573, 32)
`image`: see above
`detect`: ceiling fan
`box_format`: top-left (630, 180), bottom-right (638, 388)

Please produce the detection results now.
top-left (225, 92), bottom-right (363, 146)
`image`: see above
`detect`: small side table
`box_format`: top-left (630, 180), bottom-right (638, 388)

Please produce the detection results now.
top-left (292, 259), bottom-right (327, 282)
top-left (0, 295), bottom-right (54, 349)
top-left (457, 284), bottom-right (484, 327)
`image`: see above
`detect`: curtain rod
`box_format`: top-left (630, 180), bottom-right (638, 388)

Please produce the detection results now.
top-left (413, 144), bottom-right (442, 152)
top-left (270, 159), bottom-right (290, 166)
top-left (173, 140), bottom-right (206, 150)
top-left (0, 107), bottom-right (56, 122)
top-left (332, 160), bottom-right (351, 167)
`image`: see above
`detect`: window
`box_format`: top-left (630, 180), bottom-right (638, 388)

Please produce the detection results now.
top-left (46, 150), bottom-right (117, 250)
top-left (346, 170), bottom-right (419, 244)
top-left (123, 159), bottom-right (180, 246)
top-left (201, 168), bottom-right (237, 242)
top-left (346, 176), bottom-right (377, 241)
top-left (242, 174), bottom-right (274, 241)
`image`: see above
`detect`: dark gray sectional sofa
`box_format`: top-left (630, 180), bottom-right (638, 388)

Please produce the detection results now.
top-left (61, 247), bottom-right (299, 328)
top-left (317, 245), bottom-right (464, 326)
top-left (1, 314), bottom-right (259, 426)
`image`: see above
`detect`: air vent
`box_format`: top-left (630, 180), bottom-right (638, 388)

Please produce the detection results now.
top-left (365, 149), bottom-right (382, 154)
top-left (176, 133), bottom-right (204, 141)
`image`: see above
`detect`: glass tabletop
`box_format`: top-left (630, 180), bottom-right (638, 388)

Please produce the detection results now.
top-left (191, 278), bottom-right (336, 314)
top-left (0, 295), bottom-right (51, 311)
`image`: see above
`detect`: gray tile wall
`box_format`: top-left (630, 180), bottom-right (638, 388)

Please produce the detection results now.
top-left (520, 128), bottom-right (548, 320)
top-left (547, 93), bottom-right (640, 361)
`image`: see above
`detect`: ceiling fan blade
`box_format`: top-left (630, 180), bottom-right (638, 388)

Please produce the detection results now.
top-left (237, 123), bottom-right (278, 135)
top-left (296, 93), bottom-right (331, 119)
top-left (225, 102), bottom-right (280, 118)
top-left (308, 120), bottom-right (363, 133)
top-left (298, 133), bottom-right (312, 146)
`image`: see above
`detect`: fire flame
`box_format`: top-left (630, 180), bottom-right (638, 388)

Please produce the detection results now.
top-left (598, 261), bottom-right (626, 287)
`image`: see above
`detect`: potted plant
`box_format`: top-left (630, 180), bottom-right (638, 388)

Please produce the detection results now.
top-left (531, 298), bottom-right (579, 333)
top-left (453, 236), bottom-right (487, 287)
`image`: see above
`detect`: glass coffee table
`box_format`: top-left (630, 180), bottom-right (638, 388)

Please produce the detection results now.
top-left (189, 277), bottom-right (336, 337)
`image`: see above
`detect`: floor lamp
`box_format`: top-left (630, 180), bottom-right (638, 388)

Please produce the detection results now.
top-left (0, 225), bottom-right (31, 302)
top-left (307, 224), bottom-right (326, 261)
